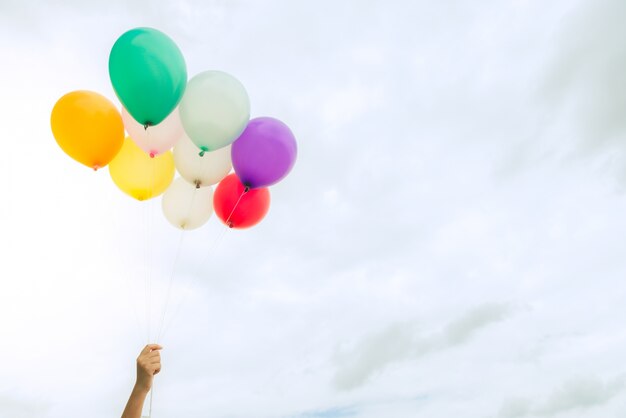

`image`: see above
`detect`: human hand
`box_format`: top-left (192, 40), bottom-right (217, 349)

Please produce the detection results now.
top-left (135, 344), bottom-right (162, 393)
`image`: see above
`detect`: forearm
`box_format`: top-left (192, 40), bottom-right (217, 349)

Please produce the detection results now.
top-left (121, 384), bottom-right (149, 418)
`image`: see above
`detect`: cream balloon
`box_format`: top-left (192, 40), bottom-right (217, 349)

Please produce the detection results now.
top-left (162, 177), bottom-right (214, 230)
top-left (174, 134), bottom-right (232, 187)
top-left (122, 106), bottom-right (184, 157)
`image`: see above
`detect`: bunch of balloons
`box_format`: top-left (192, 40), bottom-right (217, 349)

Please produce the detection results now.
top-left (50, 27), bottom-right (297, 230)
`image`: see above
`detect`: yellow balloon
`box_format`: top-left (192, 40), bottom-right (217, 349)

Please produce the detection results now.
top-left (51, 90), bottom-right (124, 170)
top-left (109, 137), bottom-right (175, 201)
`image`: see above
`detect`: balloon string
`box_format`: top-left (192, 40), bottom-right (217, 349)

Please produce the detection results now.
top-left (144, 155), bottom-right (157, 418)
top-left (158, 152), bottom-right (217, 342)
top-left (147, 200), bottom-right (152, 344)
top-left (147, 170), bottom-right (154, 343)
top-left (155, 173), bottom-right (201, 343)
top-left (143, 197), bottom-right (150, 345)
top-left (158, 187), bottom-right (245, 342)
top-left (158, 225), bottom-right (230, 342)
top-left (155, 225), bottom-right (186, 343)
top-left (147, 381), bottom-right (154, 418)
top-left (225, 187), bottom-right (248, 228)
top-left (150, 156), bottom-right (158, 341)
top-left (147, 200), bottom-right (151, 344)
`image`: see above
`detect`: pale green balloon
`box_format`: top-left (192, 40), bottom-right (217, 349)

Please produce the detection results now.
top-left (179, 71), bottom-right (250, 153)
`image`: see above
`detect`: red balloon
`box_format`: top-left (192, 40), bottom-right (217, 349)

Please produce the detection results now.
top-left (213, 174), bottom-right (270, 229)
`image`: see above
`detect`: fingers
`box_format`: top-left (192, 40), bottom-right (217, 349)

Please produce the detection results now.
top-left (140, 344), bottom-right (163, 355)
top-left (137, 360), bottom-right (161, 375)
top-left (137, 345), bottom-right (163, 377)
top-left (146, 355), bottom-right (161, 374)
top-left (146, 348), bottom-right (160, 358)
top-left (148, 363), bottom-right (161, 375)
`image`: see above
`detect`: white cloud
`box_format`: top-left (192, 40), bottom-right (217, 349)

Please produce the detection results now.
top-left (332, 304), bottom-right (512, 391)
top-left (537, 376), bottom-right (625, 416)
top-left (499, 398), bottom-right (532, 418)
top-left (443, 303), bottom-right (511, 346)
top-left (514, 0), bottom-right (626, 183)
top-left (497, 375), bottom-right (626, 417)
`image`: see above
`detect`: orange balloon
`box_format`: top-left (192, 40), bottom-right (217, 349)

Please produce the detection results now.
top-left (51, 90), bottom-right (124, 170)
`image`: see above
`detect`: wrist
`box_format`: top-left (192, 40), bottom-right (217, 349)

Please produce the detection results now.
top-left (132, 382), bottom-right (151, 396)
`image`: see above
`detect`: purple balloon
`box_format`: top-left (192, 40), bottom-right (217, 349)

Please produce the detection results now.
top-left (232, 117), bottom-right (297, 188)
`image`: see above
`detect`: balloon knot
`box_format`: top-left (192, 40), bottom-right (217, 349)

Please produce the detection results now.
top-left (198, 150), bottom-right (205, 157)
top-left (144, 122), bottom-right (152, 131)
top-left (227, 221), bottom-right (234, 229)
top-left (194, 180), bottom-right (201, 189)
top-left (244, 186), bottom-right (250, 193)
top-left (150, 152), bottom-right (155, 158)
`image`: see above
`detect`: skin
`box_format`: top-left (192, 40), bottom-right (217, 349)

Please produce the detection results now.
top-left (121, 344), bottom-right (162, 418)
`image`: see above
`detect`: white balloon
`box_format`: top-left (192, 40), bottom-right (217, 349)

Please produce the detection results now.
top-left (174, 133), bottom-right (232, 187)
top-left (123, 106), bottom-right (184, 157)
top-left (162, 178), bottom-right (214, 230)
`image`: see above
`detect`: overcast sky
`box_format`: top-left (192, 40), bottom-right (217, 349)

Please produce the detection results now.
top-left (2, 0), bottom-right (626, 417)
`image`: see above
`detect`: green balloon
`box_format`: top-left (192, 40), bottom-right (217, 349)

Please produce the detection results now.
top-left (109, 27), bottom-right (187, 126)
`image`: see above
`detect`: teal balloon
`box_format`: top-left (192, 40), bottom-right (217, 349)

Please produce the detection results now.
top-left (179, 71), bottom-right (250, 153)
top-left (109, 27), bottom-right (187, 126)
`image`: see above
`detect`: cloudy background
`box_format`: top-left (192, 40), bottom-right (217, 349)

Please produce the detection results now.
top-left (1, 0), bottom-right (626, 417)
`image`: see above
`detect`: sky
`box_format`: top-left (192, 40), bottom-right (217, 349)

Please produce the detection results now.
top-left (1, 0), bottom-right (626, 417)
